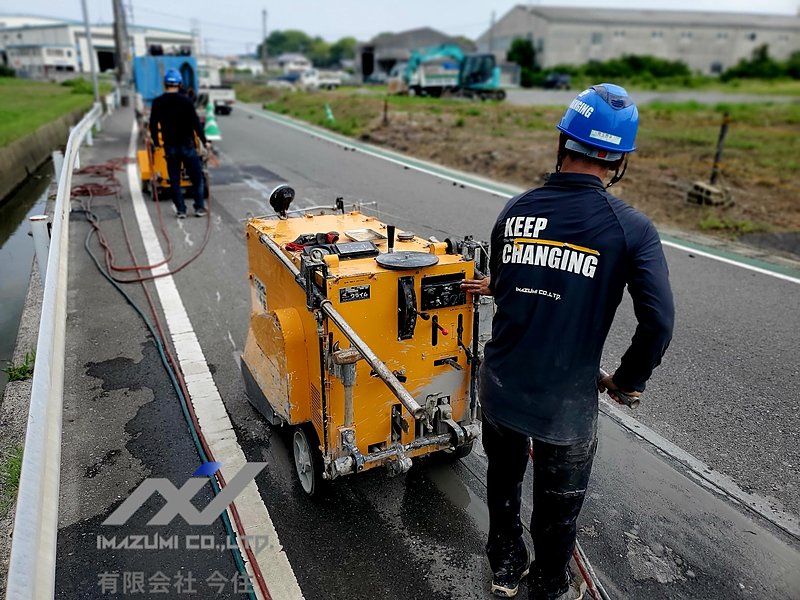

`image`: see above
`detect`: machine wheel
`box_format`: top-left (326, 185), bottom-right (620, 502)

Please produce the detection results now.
top-left (292, 425), bottom-right (324, 496)
top-left (495, 89), bottom-right (507, 101)
top-left (443, 440), bottom-right (475, 461)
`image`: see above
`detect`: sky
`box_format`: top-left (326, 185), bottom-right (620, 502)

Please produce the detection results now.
top-left (2, 0), bottom-right (798, 56)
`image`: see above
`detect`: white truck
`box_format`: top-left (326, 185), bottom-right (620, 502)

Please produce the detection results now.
top-left (299, 68), bottom-right (343, 90)
top-left (198, 86), bottom-right (236, 115)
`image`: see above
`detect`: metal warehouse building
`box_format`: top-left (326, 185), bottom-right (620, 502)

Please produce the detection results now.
top-left (477, 5), bottom-right (800, 75)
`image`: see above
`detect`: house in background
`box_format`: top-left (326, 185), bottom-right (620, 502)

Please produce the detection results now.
top-left (267, 52), bottom-right (312, 73)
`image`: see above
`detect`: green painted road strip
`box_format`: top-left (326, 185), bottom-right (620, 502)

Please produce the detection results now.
top-left (240, 104), bottom-right (800, 284)
top-left (661, 235), bottom-right (800, 283)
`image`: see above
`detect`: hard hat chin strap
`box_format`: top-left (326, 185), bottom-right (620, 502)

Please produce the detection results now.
top-left (555, 135), bottom-right (567, 173)
top-left (606, 157), bottom-right (628, 188)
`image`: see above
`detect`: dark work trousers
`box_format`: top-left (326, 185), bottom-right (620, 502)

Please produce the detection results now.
top-left (482, 414), bottom-right (597, 595)
top-left (163, 144), bottom-right (204, 214)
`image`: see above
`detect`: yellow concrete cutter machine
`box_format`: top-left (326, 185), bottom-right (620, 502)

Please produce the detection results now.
top-left (241, 186), bottom-right (486, 495)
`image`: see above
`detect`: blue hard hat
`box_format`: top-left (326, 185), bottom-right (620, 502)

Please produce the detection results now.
top-left (557, 83), bottom-right (638, 159)
top-left (164, 69), bottom-right (182, 86)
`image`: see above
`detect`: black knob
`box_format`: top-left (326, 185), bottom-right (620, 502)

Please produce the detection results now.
top-left (387, 225), bottom-right (395, 253)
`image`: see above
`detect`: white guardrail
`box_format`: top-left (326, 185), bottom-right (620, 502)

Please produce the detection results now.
top-left (6, 102), bottom-right (103, 599)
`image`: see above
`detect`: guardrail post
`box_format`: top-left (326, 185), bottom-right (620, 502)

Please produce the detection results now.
top-left (85, 128), bottom-right (94, 146)
top-left (29, 216), bottom-right (51, 281)
top-left (52, 150), bottom-right (64, 182)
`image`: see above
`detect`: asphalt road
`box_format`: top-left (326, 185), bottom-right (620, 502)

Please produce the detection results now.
top-left (55, 106), bottom-right (800, 599)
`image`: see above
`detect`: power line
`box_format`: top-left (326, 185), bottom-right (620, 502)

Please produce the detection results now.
top-left (131, 3), bottom-right (261, 33)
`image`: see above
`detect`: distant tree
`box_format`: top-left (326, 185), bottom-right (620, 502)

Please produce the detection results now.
top-left (329, 37), bottom-right (357, 66)
top-left (507, 38), bottom-right (536, 70)
top-left (721, 44), bottom-right (784, 81)
top-left (506, 38), bottom-right (538, 88)
top-left (0, 64), bottom-right (15, 77)
top-left (783, 50), bottom-right (800, 79)
top-left (308, 37), bottom-right (332, 67)
top-left (257, 30), bottom-right (314, 59)
top-left (581, 55), bottom-right (689, 80)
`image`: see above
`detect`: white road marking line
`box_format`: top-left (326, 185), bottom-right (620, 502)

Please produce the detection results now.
top-left (240, 104), bottom-right (800, 285)
top-left (661, 239), bottom-right (800, 285)
top-left (126, 120), bottom-right (304, 600)
top-left (598, 397), bottom-right (799, 540)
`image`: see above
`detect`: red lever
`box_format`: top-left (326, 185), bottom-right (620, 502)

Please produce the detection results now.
top-left (436, 322), bottom-right (448, 336)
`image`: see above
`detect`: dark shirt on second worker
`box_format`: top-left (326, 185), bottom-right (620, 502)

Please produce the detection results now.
top-left (149, 92), bottom-right (206, 148)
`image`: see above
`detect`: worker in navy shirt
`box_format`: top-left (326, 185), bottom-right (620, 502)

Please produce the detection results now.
top-left (462, 83), bottom-right (674, 599)
top-left (149, 68), bottom-right (209, 218)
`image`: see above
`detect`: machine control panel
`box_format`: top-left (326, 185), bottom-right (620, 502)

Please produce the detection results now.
top-left (335, 241), bottom-right (380, 259)
top-left (421, 273), bottom-right (466, 310)
top-left (302, 241), bottom-right (380, 260)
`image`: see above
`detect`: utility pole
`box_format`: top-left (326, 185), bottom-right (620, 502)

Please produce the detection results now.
top-left (261, 9), bottom-right (268, 73)
top-left (489, 11), bottom-right (496, 57)
top-left (112, 0), bottom-right (128, 88)
top-left (80, 0), bottom-right (100, 106)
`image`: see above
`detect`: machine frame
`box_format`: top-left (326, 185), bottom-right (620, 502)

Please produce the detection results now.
top-left (241, 203), bottom-right (487, 495)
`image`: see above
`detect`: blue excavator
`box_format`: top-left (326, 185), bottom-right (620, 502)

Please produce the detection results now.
top-left (396, 44), bottom-right (505, 101)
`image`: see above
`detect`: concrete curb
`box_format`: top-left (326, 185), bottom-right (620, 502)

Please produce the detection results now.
top-left (0, 107), bottom-right (86, 203)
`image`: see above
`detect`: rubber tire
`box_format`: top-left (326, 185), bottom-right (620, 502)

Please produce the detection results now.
top-left (292, 424), bottom-right (325, 496)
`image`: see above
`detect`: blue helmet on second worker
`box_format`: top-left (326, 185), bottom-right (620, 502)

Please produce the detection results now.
top-left (557, 83), bottom-right (638, 162)
top-left (164, 68), bottom-right (182, 87)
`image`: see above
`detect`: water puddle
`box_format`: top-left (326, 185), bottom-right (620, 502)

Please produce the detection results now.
top-left (0, 161), bottom-right (53, 398)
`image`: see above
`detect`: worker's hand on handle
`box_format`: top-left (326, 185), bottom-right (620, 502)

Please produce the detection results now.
top-left (598, 371), bottom-right (641, 408)
top-left (461, 276), bottom-right (492, 296)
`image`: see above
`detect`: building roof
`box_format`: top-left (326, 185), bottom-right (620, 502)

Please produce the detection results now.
top-left (370, 27), bottom-right (462, 50)
top-left (274, 53), bottom-right (310, 62)
top-left (0, 13), bottom-right (81, 26)
top-left (513, 4), bottom-right (800, 29)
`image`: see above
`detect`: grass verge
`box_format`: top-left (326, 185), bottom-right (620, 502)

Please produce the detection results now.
top-left (0, 77), bottom-right (106, 147)
top-left (0, 446), bottom-right (23, 515)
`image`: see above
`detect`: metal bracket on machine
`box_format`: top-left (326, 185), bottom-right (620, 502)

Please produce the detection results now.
top-left (385, 448), bottom-right (413, 477)
top-left (438, 403), bottom-right (466, 447)
top-left (340, 428), bottom-right (365, 472)
top-left (301, 250), bottom-right (328, 310)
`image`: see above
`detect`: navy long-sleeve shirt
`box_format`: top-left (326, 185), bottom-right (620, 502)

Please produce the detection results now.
top-left (481, 172), bottom-right (674, 444)
top-left (149, 92), bottom-right (206, 148)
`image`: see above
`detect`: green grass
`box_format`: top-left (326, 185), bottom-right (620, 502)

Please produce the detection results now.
top-left (3, 350), bottom-right (35, 382)
top-left (565, 76), bottom-right (800, 97)
top-left (698, 215), bottom-right (768, 234)
top-left (0, 77), bottom-right (96, 147)
top-left (0, 446), bottom-right (23, 514)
